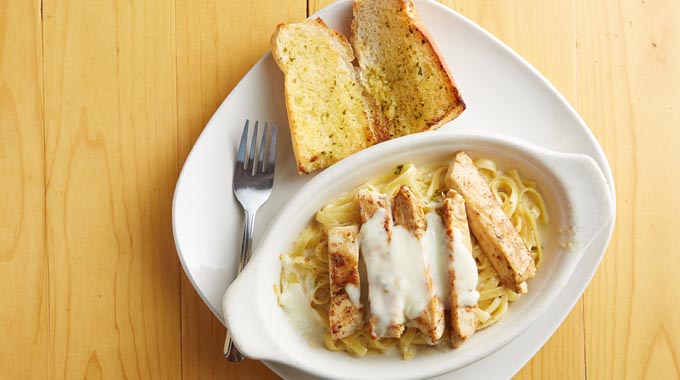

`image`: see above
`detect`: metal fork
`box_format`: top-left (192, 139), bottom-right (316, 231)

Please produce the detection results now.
top-left (224, 119), bottom-right (277, 362)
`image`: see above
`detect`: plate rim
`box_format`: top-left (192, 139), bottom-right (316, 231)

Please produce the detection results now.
top-left (171, 0), bottom-right (617, 378)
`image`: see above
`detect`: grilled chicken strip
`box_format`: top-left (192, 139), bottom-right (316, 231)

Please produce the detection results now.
top-left (441, 190), bottom-right (478, 347)
top-left (392, 186), bottom-right (445, 344)
top-left (357, 188), bottom-right (405, 339)
top-left (392, 186), bottom-right (427, 238)
top-left (328, 225), bottom-right (365, 339)
top-left (445, 151), bottom-right (536, 293)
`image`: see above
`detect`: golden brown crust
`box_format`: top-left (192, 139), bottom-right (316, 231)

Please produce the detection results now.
top-left (351, 2), bottom-right (391, 143)
top-left (401, 0), bottom-right (466, 130)
top-left (351, 0), bottom-right (465, 136)
top-left (271, 18), bottom-right (379, 175)
top-left (271, 22), bottom-right (303, 175)
top-left (270, 23), bottom-right (287, 70)
top-left (273, 3), bottom-right (466, 174)
top-left (363, 100), bottom-right (391, 143)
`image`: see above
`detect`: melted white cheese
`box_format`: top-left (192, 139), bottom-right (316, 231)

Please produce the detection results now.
top-left (450, 228), bottom-right (480, 307)
top-left (345, 283), bottom-right (361, 307)
top-left (422, 212), bottom-right (451, 308)
top-left (360, 208), bottom-right (405, 337)
top-left (360, 209), bottom-right (450, 337)
top-left (358, 210), bottom-right (482, 338)
top-left (391, 226), bottom-right (430, 320)
top-left (519, 281), bottom-right (528, 294)
top-left (279, 280), bottom-right (326, 345)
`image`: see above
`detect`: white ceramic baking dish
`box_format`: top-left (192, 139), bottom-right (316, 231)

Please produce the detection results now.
top-left (223, 131), bottom-right (614, 380)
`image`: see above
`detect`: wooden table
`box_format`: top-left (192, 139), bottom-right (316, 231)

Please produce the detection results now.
top-left (2, 0), bottom-right (678, 379)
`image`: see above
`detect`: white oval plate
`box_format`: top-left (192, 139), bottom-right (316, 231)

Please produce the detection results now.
top-left (172, 0), bottom-right (616, 378)
top-left (223, 132), bottom-right (614, 380)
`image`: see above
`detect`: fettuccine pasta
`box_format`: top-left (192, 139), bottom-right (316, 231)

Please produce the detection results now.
top-left (277, 158), bottom-right (548, 359)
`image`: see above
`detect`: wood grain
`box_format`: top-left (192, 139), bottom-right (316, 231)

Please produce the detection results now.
top-left (42, 0), bottom-right (181, 378)
top-left (309, 0), bottom-right (335, 13)
top-left (2, 0), bottom-right (679, 379)
top-left (576, 0), bottom-right (680, 378)
top-left (438, 2), bottom-right (584, 379)
top-left (0, 1), bottom-right (48, 378)
top-left (309, 0), bottom-right (587, 377)
top-left (175, 0), bottom-right (304, 378)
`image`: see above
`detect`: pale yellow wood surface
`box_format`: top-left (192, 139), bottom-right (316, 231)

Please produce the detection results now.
top-left (576, 0), bottom-right (680, 379)
top-left (175, 1), bottom-right (304, 379)
top-left (436, 2), bottom-right (586, 379)
top-left (0, 1), bottom-right (48, 379)
top-left (1, 0), bottom-right (679, 379)
top-left (42, 0), bottom-right (181, 378)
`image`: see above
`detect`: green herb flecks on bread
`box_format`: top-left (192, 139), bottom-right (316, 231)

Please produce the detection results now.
top-left (352, 0), bottom-right (465, 138)
top-left (271, 18), bottom-right (379, 175)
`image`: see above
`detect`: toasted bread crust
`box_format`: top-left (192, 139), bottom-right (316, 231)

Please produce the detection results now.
top-left (399, 0), bottom-right (465, 129)
top-left (272, 2), bottom-right (466, 174)
top-left (271, 18), bottom-right (378, 174)
top-left (352, 0), bottom-right (465, 137)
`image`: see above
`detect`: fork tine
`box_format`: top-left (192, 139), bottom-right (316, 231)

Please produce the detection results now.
top-left (266, 122), bottom-right (277, 173)
top-left (258, 121), bottom-right (269, 173)
top-left (248, 121), bottom-right (259, 173)
top-left (237, 120), bottom-right (249, 168)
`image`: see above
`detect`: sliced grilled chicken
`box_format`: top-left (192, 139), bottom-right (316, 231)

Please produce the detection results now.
top-left (328, 225), bottom-right (365, 339)
top-left (441, 190), bottom-right (478, 348)
top-left (392, 186), bottom-right (427, 238)
top-left (445, 151), bottom-right (536, 293)
top-left (392, 186), bottom-right (445, 344)
top-left (357, 188), bottom-right (405, 339)
top-left (358, 188), bottom-right (391, 228)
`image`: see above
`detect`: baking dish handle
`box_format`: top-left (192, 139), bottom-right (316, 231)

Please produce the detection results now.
top-left (222, 259), bottom-right (303, 367)
top-left (541, 151), bottom-right (615, 253)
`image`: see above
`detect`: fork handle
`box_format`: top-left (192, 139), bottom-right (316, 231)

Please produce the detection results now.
top-left (237, 209), bottom-right (256, 273)
top-left (224, 209), bottom-right (256, 362)
top-left (224, 330), bottom-right (243, 362)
